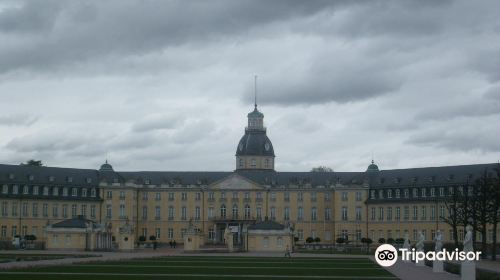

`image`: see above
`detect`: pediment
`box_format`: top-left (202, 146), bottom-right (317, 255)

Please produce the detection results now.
top-left (208, 174), bottom-right (263, 190)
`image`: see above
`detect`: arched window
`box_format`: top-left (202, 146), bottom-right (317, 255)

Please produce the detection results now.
top-left (220, 205), bottom-right (226, 218)
top-left (244, 205), bottom-right (251, 219)
top-left (232, 204), bottom-right (238, 219)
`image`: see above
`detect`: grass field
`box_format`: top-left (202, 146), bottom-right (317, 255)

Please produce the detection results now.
top-left (0, 255), bottom-right (396, 279)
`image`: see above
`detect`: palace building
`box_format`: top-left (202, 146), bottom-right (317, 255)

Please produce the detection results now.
top-left (0, 104), bottom-right (498, 251)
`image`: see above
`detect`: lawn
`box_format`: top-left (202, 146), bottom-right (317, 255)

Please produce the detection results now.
top-left (0, 253), bottom-right (95, 263)
top-left (0, 256), bottom-right (396, 279)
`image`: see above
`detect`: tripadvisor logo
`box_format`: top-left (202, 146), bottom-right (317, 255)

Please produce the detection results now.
top-left (374, 244), bottom-right (398, 267)
top-left (374, 244), bottom-right (482, 267)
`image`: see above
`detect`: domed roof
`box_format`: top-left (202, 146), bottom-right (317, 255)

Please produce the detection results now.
top-left (99, 160), bottom-right (114, 172)
top-left (247, 107), bottom-right (264, 118)
top-left (366, 160), bottom-right (379, 172)
top-left (236, 131), bottom-right (275, 157)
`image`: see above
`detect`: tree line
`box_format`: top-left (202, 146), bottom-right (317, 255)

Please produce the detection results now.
top-left (441, 164), bottom-right (500, 260)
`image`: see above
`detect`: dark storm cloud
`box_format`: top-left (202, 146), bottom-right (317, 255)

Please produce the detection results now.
top-left (0, 0), bottom-right (339, 74)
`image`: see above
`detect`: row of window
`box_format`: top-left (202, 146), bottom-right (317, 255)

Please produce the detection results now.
top-left (110, 190), bottom-right (345, 202)
top-left (238, 158), bottom-right (273, 168)
top-left (370, 185), bottom-right (473, 200)
top-left (370, 205), bottom-right (447, 221)
top-left (0, 201), bottom-right (96, 219)
top-left (117, 204), bottom-right (335, 222)
top-left (1, 185), bottom-right (97, 198)
top-left (3, 174), bottom-right (93, 184)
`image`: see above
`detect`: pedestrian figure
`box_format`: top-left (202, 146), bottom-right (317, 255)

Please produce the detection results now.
top-left (169, 240), bottom-right (173, 248)
top-left (173, 240), bottom-right (176, 248)
top-left (284, 245), bottom-right (291, 258)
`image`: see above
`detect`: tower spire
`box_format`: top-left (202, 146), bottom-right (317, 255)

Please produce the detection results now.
top-left (254, 75), bottom-right (257, 109)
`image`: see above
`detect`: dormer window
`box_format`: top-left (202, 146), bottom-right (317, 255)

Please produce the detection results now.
top-left (429, 176), bottom-right (435, 183)
top-left (2, 185), bottom-right (8, 194)
top-left (86, 178), bottom-right (92, 184)
top-left (378, 190), bottom-right (384, 199)
top-left (8, 173), bottom-right (14, 180)
top-left (113, 178), bottom-right (119, 183)
top-left (28, 175), bottom-right (34, 181)
top-left (53, 187), bottom-right (59, 196)
top-left (421, 188), bottom-right (426, 197)
top-left (62, 187), bottom-right (68, 196)
top-left (395, 189), bottom-right (400, 198)
top-left (413, 188), bottom-right (418, 198)
top-left (82, 188), bottom-right (87, 197)
top-left (23, 185), bottom-right (29, 194)
top-left (404, 189), bottom-right (409, 198)
top-left (43, 186), bottom-right (49, 196)
top-left (67, 177), bottom-right (73, 183)
top-left (90, 188), bottom-right (96, 197)
top-left (72, 188), bottom-right (78, 196)
top-left (387, 189), bottom-right (392, 198)
top-left (12, 185), bottom-right (18, 194)
top-left (145, 179), bottom-right (151, 185)
top-left (33, 186), bottom-right (39, 195)
top-left (49, 176), bottom-right (55, 182)
top-left (370, 190), bottom-right (375, 199)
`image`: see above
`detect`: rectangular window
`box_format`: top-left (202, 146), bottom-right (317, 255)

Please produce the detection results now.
top-left (168, 228), bottom-right (174, 239)
top-left (256, 207), bottom-right (262, 219)
top-left (181, 192), bottom-right (187, 201)
top-left (378, 207), bottom-right (384, 221)
top-left (90, 205), bottom-right (96, 218)
top-left (297, 207), bottom-right (303, 221)
top-left (72, 188), bottom-right (78, 197)
top-left (155, 192), bottom-right (161, 200)
top-left (12, 202), bottom-right (17, 217)
top-left (195, 207), bottom-right (201, 220)
top-left (22, 202), bottom-right (28, 217)
top-left (371, 207), bottom-right (375, 220)
top-left (156, 206), bottom-right (162, 219)
top-left (413, 206), bottom-right (418, 220)
top-left (310, 192), bottom-right (317, 202)
top-left (1, 226), bottom-right (6, 238)
top-left (142, 206), bottom-right (148, 219)
top-left (297, 192), bottom-right (303, 201)
top-left (168, 193), bottom-right (174, 201)
top-left (155, 228), bottom-right (161, 239)
top-left (395, 189), bottom-right (400, 198)
top-left (168, 207), bottom-right (174, 220)
top-left (341, 192), bottom-right (348, 201)
top-left (430, 206), bottom-right (436, 220)
top-left (106, 191), bottom-right (112, 199)
top-left (1, 202), bottom-right (8, 217)
top-left (119, 204), bottom-right (126, 218)
top-left (270, 207), bottom-right (276, 220)
top-left (355, 191), bottom-right (362, 201)
top-left (355, 207), bottom-right (362, 221)
top-left (105, 205), bottom-right (111, 219)
top-left (297, 229), bottom-right (304, 240)
top-left (81, 204), bottom-right (87, 217)
top-left (42, 203), bottom-right (48, 217)
top-left (404, 206), bottom-right (409, 220)
top-left (325, 208), bottom-right (331, 221)
top-left (341, 207), bottom-right (348, 221)
top-left (119, 191), bottom-right (125, 200)
top-left (387, 207), bottom-right (392, 221)
top-left (284, 207), bottom-right (290, 220)
top-left (208, 207), bottom-right (214, 218)
top-left (181, 207), bottom-right (187, 220)
top-left (52, 204), bottom-right (59, 218)
top-left (395, 207), bottom-right (400, 220)
top-left (195, 192), bottom-right (201, 201)
top-left (32, 203), bottom-right (38, 217)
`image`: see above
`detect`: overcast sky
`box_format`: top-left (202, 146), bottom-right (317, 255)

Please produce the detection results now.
top-left (0, 0), bottom-right (499, 172)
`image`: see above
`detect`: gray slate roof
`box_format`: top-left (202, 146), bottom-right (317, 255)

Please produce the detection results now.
top-left (52, 216), bottom-right (95, 228)
top-left (236, 130), bottom-right (275, 157)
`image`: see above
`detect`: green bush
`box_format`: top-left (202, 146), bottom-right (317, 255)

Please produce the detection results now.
top-left (306, 237), bottom-right (314, 243)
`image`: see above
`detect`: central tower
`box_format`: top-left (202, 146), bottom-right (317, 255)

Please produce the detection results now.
top-left (235, 77), bottom-right (275, 171)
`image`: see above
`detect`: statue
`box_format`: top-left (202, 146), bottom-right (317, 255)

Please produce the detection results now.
top-left (416, 231), bottom-right (425, 252)
top-left (435, 230), bottom-right (443, 252)
top-left (403, 233), bottom-right (411, 250)
top-left (224, 228), bottom-right (231, 244)
top-left (463, 225), bottom-right (473, 253)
